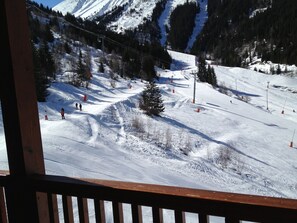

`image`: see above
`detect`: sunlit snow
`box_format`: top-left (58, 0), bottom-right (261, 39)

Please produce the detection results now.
top-left (1, 49), bottom-right (297, 222)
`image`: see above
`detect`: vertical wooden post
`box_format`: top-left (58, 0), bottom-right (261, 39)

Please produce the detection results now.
top-left (112, 202), bottom-right (124, 223)
top-left (198, 213), bottom-right (209, 223)
top-left (1, 0), bottom-right (49, 222)
top-left (131, 204), bottom-right (143, 223)
top-left (62, 196), bottom-right (74, 223)
top-left (47, 193), bottom-right (60, 223)
top-left (94, 199), bottom-right (106, 223)
top-left (174, 210), bottom-right (185, 223)
top-left (152, 207), bottom-right (163, 223)
top-left (77, 197), bottom-right (89, 223)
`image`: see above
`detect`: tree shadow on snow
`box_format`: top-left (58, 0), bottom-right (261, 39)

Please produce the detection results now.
top-left (157, 116), bottom-right (276, 169)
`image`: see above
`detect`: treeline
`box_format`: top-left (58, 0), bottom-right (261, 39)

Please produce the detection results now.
top-left (245, 0), bottom-right (297, 65)
top-left (27, 1), bottom-right (172, 101)
top-left (191, 0), bottom-right (297, 67)
top-left (167, 2), bottom-right (200, 51)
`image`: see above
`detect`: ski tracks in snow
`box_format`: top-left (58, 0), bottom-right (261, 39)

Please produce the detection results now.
top-left (112, 104), bottom-right (127, 144)
top-left (173, 97), bottom-right (190, 108)
top-left (86, 115), bottom-right (100, 146)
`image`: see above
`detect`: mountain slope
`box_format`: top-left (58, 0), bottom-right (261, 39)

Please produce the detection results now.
top-left (53, 0), bottom-right (129, 18)
top-left (191, 0), bottom-right (297, 67)
top-left (2, 46), bottom-right (297, 201)
top-left (54, 0), bottom-right (162, 32)
top-left (53, 0), bottom-right (202, 50)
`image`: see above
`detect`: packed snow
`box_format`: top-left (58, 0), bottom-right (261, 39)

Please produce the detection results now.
top-left (1, 49), bottom-right (297, 222)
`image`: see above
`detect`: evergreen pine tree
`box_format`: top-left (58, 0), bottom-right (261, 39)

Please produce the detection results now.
top-left (197, 56), bottom-right (207, 82)
top-left (141, 56), bottom-right (156, 81)
top-left (99, 61), bottom-right (104, 73)
top-left (32, 43), bottom-right (49, 102)
top-left (197, 57), bottom-right (217, 87)
top-left (207, 65), bottom-right (218, 86)
top-left (77, 49), bottom-right (86, 81)
top-left (139, 81), bottom-right (164, 116)
top-left (39, 41), bottom-right (56, 79)
top-left (44, 23), bottom-right (54, 42)
top-left (64, 42), bottom-right (72, 54)
top-left (211, 67), bottom-right (217, 86)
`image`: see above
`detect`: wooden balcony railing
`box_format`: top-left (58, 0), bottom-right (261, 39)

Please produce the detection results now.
top-left (1, 172), bottom-right (297, 223)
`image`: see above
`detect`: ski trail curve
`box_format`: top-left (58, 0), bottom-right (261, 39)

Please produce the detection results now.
top-left (158, 0), bottom-right (174, 46)
top-left (112, 104), bottom-right (126, 144)
top-left (185, 0), bottom-right (208, 52)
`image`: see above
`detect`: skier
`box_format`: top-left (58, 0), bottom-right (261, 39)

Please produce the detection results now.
top-left (79, 103), bottom-right (82, 111)
top-left (60, 108), bottom-right (65, 119)
top-left (75, 103), bottom-right (78, 109)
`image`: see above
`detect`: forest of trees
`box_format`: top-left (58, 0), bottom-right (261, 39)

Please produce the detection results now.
top-left (27, 1), bottom-right (172, 101)
top-left (191, 0), bottom-right (297, 67)
top-left (197, 57), bottom-right (217, 87)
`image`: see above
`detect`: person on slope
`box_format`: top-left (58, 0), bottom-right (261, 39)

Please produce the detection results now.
top-left (61, 108), bottom-right (65, 119)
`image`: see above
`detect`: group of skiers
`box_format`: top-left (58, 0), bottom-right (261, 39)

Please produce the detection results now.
top-left (59, 102), bottom-right (82, 120)
top-left (75, 102), bottom-right (82, 111)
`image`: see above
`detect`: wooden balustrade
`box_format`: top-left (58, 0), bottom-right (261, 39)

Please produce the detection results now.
top-left (1, 174), bottom-right (297, 223)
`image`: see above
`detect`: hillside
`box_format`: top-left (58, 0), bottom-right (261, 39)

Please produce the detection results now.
top-left (53, 0), bottom-right (206, 51)
top-left (53, 0), bottom-right (297, 70)
top-left (1, 45), bottom-right (297, 198)
top-left (53, 0), bottom-right (173, 32)
top-left (192, 0), bottom-right (297, 68)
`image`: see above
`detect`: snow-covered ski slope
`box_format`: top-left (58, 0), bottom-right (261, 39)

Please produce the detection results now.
top-left (1, 50), bottom-right (297, 204)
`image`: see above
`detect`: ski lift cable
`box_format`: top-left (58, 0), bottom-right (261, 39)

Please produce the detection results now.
top-left (26, 2), bottom-right (174, 67)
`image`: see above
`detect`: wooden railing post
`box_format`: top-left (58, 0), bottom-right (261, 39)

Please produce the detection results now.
top-left (94, 199), bottom-right (106, 223)
top-left (4, 176), bottom-right (39, 222)
top-left (174, 210), bottom-right (186, 223)
top-left (198, 213), bottom-right (209, 223)
top-left (152, 207), bottom-right (163, 223)
top-left (225, 217), bottom-right (241, 223)
top-left (131, 204), bottom-right (142, 223)
top-left (131, 204), bottom-right (143, 223)
top-left (47, 193), bottom-right (60, 223)
top-left (1, 0), bottom-right (50, 222)
top-left (112, 202), bottom-right (124, 223)
top-left (62, 196), bottom-right (74, 223)
top-left (77, 197), bottom-right (89, 223)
